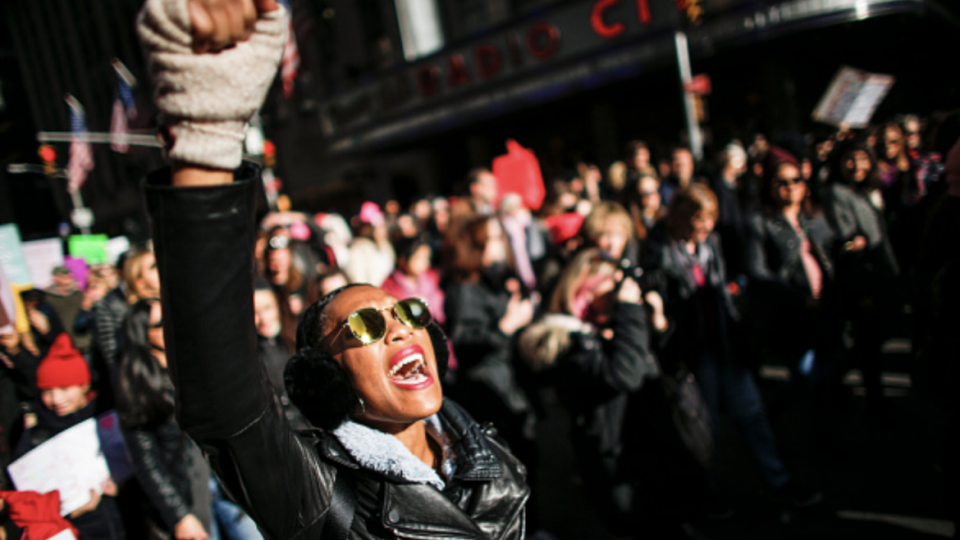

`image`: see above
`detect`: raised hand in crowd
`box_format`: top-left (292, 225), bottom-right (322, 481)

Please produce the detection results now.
top-left (643, 290), bottom-right (669, 332)
top-left (138, 0), bottom-right (286, 187)
top-left (26, 307), bottom-right (50, 337)
top-left (187, 0), bottom-right (279, 52)
top-left (499, 278), bottom-right (535, 336)
top-left (616, 275), bottom-right (642, 304)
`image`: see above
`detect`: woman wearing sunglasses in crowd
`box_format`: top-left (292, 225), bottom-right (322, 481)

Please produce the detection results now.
top-left (743, 150), bottom-right (838, 427)
top-left (136, 1), bottom-right (529, 539)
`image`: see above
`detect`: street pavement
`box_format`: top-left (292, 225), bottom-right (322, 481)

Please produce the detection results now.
top-left (531, 338), bottom-right (955, 539)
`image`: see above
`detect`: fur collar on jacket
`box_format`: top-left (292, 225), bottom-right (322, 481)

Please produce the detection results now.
top-left (332, 415), bottom-right (456, 490)
top-left (518, 314), bottom-right (594, 373)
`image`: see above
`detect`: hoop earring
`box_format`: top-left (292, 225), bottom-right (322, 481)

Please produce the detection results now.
top-left (357, 397), bottom-right (366, 416)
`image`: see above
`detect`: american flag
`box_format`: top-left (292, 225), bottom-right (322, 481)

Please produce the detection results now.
top-left (281, 15), bottom-right (300, 99)
top-left (66, 94), bottom-right (93, 193)
top-left (110, 60), bottom-right (137, 153)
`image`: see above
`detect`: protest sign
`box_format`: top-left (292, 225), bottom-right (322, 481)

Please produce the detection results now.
top-left (493, 140), bottom-right (546, 211)
top-left (813, 66), bottom-right (895, 129)
top-left (63, 257), bottom-right (89, 291)
top-left (6, 283), bottom-right (32, 334)
top-left (0, 224), bottom-right (33, 286)
top-left (68, 234), bottom-right (109, 266)
top-left (21, 238), bottom-right (65, 290)
top-left (8, 418), bottom-right (112, 516)
top-left (105, 236), bottom-right (131, 266)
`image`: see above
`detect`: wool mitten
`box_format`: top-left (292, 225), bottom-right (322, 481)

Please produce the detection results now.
top-left (137, 0), bottom-right (286, 170)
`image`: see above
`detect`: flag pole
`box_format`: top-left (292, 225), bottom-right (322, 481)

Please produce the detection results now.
top-left (674, 31), bottom-right (704, 162)
top-left (63, 93), bottom-right (94, 234)
top-left (111, 58), bottom-right (137, 87)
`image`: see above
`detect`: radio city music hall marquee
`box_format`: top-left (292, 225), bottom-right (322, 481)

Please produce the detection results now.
top-left (321, 0), bottom-right (687, 136)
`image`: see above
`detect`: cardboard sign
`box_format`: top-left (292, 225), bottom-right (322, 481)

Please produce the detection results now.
top-left (813, 66), bottom-right (894, 128)
top-left (492, 140), bottom-right (546, 211)
top-left (68, 234), bottom-right (109, 266)
top-left (0, 224), bottom-right (33, 286)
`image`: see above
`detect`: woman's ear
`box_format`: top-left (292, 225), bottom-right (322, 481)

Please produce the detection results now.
top-left (285, 346), bottom-right (358, 430)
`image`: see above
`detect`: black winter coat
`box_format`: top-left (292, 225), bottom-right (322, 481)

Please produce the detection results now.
top-left (642, 233), bottom-right (738, 370)
top-left (742, 211), bottom-right (836, 358)
top-left (91, 287), bottom-right (130, 399)
top-left (121, 416), bottom-right (206, 536)
top-left (444, 276), bottom-right (534, 435)
top-left (145, 165), bottom-right (529, 540)
top-left (820, 182), bottom-right (901, 321)
top-left (520, 303), bottom-right (657, 464)
top-left (744, 212), bottom-right (834, 307)
top-left (0, 345), bottom-right (37, 476)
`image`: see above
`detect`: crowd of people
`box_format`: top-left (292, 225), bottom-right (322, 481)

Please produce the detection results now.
top-left (2, 0), bottom-right (958, 538)
top-left (3, 108), bottom-right (957, 539)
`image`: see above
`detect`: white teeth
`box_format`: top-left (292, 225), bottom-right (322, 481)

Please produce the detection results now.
top-left (389, 354), bottom-right (424, 377)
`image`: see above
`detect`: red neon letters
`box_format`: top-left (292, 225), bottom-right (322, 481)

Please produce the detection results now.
top-left (591, 0), bottom-right (652, 38)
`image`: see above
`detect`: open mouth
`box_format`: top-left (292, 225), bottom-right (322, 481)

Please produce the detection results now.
top-left (390, 353), bottom-right (426, 379)
top-left (388, 345), bottom-right (433, 389)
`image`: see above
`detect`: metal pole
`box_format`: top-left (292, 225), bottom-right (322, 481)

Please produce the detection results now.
top-left (68, 189), bottom-right (91, 235)
top-left (36, 131), bottom-right (162, 147)
top-left (674, 31), bottom-right (703, 162)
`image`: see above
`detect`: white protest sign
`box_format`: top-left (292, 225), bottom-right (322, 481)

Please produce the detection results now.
top-left (7, 418), bottom-right (112, 516)
top-left (813, 66), bottom-right (894, 129)
top-left (20, 238), bottom-right (65, 290)
top-left (0, 224), bottom-right (32, 286)
top-left (105, 236), bottom-right (131, 266)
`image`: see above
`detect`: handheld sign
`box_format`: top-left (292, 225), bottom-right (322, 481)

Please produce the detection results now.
top-left (492, 140), bottom-right (545, 212)
top-left (68, 234), bottom-right (109, 265)
top-left (813, 66), bottom-right (894, 129)
top-left (21, 238), bottom-right (65, 290)
top-left (0, 224), bottom-right (33, 286)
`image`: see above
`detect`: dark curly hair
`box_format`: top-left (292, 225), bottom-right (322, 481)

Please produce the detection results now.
top-left (116, 300), bottom-right (174, 429)
top-left (284, 284), bottom-right (449, 431)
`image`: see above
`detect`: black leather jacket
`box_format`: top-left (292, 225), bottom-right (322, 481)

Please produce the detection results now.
top-left (122, 417), bottom-right (196, 532)
top-left (144, 165), bottom-right (529, 540)
top-left (522, 304), bottom-right (656, 461)
top-left (744, 211), bottom-right (834, 306)
top-left (642, 233), bottom-right (738, 369)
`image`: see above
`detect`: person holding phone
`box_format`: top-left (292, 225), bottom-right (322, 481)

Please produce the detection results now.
top-left (519, 249), bottom-right (662, 535)
top-left (136, 1), bottom-right (529, 538)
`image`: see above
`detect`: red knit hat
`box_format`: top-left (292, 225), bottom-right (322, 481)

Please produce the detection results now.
top-left (36, 334), bottom-right (91, 389)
